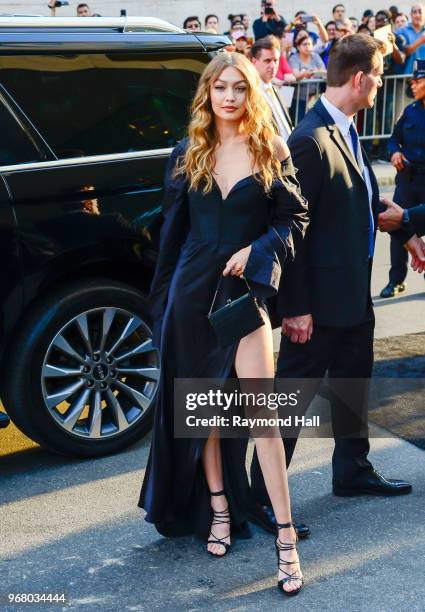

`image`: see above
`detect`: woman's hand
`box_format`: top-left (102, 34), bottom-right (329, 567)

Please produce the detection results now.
top-left (223, 246), bottom-right (251, 277)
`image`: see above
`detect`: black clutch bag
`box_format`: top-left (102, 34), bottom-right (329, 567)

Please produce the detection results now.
top-left (207, 276), bottom-right (265, 347)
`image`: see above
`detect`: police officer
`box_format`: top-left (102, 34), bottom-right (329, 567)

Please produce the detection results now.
top-left (380, 59), bottom-right (425, 298)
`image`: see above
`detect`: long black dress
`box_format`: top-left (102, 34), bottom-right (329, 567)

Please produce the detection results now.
top-left (138, 138), bottom-right (308, 540)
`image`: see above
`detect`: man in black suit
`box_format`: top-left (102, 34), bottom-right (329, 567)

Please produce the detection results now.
top-left (250, 34), bottom-right (425, 528)
top-left (250, 35), bottom-right (293, 142)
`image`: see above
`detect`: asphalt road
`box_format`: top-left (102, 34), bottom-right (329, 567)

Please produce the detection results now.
top-left (1, 187), bottom-right (424, 611)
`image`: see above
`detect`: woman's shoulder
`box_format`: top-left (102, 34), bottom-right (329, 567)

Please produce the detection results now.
top-left (273, 135), bottom-right (290, 163)
top-left (171, 136), bottom-right (190, 159)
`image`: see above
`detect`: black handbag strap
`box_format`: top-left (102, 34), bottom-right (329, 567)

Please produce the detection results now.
top-left (208, 275), bottom-right (251, 316)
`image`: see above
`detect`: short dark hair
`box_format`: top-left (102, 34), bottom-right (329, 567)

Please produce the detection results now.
top-left (294, 31), bottom-right (310, 48)
top-left (363, 9), bottom-right (374, 19)
top-left (183, 16), bottom-right (201, 28)
top-left (205, 14), bottom-right (218, 26)
top-left (250, 35), bottom-right (281, 59)
top-left (325, 20), bottom-right (337, 28)
top-left (327, 34), bottom-right (385, 86)
top-left (357, 24), bottom-right (372, 34)
top-left (332, 4), bottom-right (345, 12)
top-left (376, 9), bottom-right (391, 19)
top-left (77, 3), bottom-right (89, 9)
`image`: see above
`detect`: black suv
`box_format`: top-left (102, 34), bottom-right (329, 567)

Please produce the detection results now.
top-left (0, 16), bottom-right (227, 456)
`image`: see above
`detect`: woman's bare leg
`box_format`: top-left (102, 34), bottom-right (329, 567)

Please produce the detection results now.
top-left (202, 429), bottom-right (230, 556)
top-left (235, 311), bottom-right (302, 593)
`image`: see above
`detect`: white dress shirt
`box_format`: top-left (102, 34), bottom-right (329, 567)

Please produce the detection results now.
top-left (261, 80), bottom-right (292, 142)
top-left (320, 94), bottom-right (374, 237)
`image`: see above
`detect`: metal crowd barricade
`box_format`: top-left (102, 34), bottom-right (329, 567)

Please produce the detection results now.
top-left (281, 74), bottom-right (413, 139)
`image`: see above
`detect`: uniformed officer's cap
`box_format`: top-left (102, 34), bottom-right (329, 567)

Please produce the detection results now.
top-left (412, 59), bottom-right (425, 81)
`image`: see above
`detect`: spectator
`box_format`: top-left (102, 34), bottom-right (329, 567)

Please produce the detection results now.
top-left (250, 35), bottom-right (293, 141)
top-left (349, 17), bottom-right (359, 31)
top-left (316, 20), bottom-right (338, 65)
top-left (362, 9), bottom-right (374, 24)
top-left (374, 9), bottom-right (406, 150)
top-left (289, 30), bottom-right (326, 119)
top-left (76, 3), bottom-right (91, 16)
top-left (184, 16), bottom-right (201, 32)
top-left (253, 0), bottom-right (287, 41)
top-left (48, 1), bottom-right (93, 16)
top-left (290, 12), bottom-right (329, 46)
top-left (358, 23), bottom-right (373, 34)
top-left (273, 27), bottom-right (297, 83)
top-left (394, 13), bottom-right (409, 29)
top-left (232, 30), bottom-right (250, 56)
top-left (240, 14), bottom-right (253, 44)
top-left (365, 14), bottom-right (377, 32)
top-left (205, 14), bottom-right (219, 33)
top-left (397, 4), bottom-right (425, 73)
top-left (332, 4), bottom-right (346, 21)
top-left (389, 5), bottom-right (399, 24)
top-left (375, 9), bottom-right (392, 29)
top-left (335, 18), bottom-right (353, 38)
top-left (224, 14), bottom-right (244, 37)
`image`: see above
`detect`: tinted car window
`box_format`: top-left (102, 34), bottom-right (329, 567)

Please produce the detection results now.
top-left (0, 100), bottom-right (40, 165)
top-left (0, 53), bottom-right (208, 158)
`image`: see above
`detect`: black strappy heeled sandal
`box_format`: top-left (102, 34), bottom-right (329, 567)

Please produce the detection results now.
top-left (207, 490), bottom-right (231, 557)
top-left (275, 521), bottom-right (304, 596)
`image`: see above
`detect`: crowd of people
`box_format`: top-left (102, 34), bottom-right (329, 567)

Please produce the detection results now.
top-left (183, 2), bottom-right (425, 78)
top-left (45, 0), bottom-right (425, 80)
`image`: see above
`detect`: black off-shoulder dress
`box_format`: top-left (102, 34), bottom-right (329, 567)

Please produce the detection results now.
top-left (138, 138), bottom-right (308, 540)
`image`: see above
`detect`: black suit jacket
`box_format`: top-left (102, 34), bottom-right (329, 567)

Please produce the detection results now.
top-left (409, 204), bottom-right (425, 237)
top-left (278, 99), bottom-right (382, 328)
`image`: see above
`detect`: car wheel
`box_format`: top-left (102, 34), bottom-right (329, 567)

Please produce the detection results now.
top-left (3, 279), bottom-right (159, 456)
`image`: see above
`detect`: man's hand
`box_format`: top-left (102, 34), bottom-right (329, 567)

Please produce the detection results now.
top-left (405, 235), bottom-right (425, 273)
top-left (282, 314), bottom-right (313, 344)
top-left (378, 197), bottom-right (404, 232)
top-left (390, 151), bottom-right (407, 171)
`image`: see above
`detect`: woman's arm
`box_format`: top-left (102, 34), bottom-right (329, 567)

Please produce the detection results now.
top-left (149, 139), bottom-right (189, 346)
top-left (312, 15), bottom-right (329, 44)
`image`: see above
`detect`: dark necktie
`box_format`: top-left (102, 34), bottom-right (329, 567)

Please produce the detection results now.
top-left (349, 123), bottom-right (375, 258)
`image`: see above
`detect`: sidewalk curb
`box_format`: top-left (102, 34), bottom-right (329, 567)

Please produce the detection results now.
top-left (372, 162), bottom-right (396, 189)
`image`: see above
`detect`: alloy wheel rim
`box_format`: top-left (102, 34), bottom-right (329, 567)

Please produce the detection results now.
top-left (41, 307), bottom-right (159, 440)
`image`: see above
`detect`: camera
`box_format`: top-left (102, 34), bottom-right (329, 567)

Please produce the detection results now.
top-left (301, 15), bottom-right (314, 23)
top-left (49, 1), bottom-right (70, 7)
top-left (265, 7), bottom-right (275, 15)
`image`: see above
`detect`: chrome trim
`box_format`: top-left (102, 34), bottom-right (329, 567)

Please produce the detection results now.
top-left (0, 148), bottom-right (173, 173)
top-left (0, 16), bottom-right (184, 33)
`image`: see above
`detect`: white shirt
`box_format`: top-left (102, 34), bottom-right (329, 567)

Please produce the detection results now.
top-left (261, 80), bottom-right (292, 142)
top-left (320, 94), bottom-right (374, 236)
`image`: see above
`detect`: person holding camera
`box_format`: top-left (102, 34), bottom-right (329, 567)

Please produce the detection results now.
top-left (289, 12), bottom-right (329, 46)
top-left (253, 1), bottom-right (287, 41)
top-left (48, 2), bottom-right (92, 16)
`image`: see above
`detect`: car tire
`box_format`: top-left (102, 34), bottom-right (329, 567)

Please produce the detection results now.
top-left (3, 278), bottom-right (158, 457)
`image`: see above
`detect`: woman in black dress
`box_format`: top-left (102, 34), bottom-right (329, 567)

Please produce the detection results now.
top-left (139, 52), bottom-right (309, 595)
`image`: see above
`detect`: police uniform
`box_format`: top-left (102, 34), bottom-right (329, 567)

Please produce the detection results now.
top-left (382, 60), bottom-right (425, 296)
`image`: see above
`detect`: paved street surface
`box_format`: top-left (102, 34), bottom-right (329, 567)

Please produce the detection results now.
top-left (1, 183), bottom-right (425, 611)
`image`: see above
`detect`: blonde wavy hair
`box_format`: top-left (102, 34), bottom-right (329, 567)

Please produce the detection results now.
top-left (175, 51), bottom-right (284, 194)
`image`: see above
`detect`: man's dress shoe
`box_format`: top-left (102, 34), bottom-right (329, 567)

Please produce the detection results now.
top-left (248, 504), bottom-right (310, 538)
top-left (380, 282), bottom-right (406, 298)
top-left (333, 469), bottom-right (412, 497)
